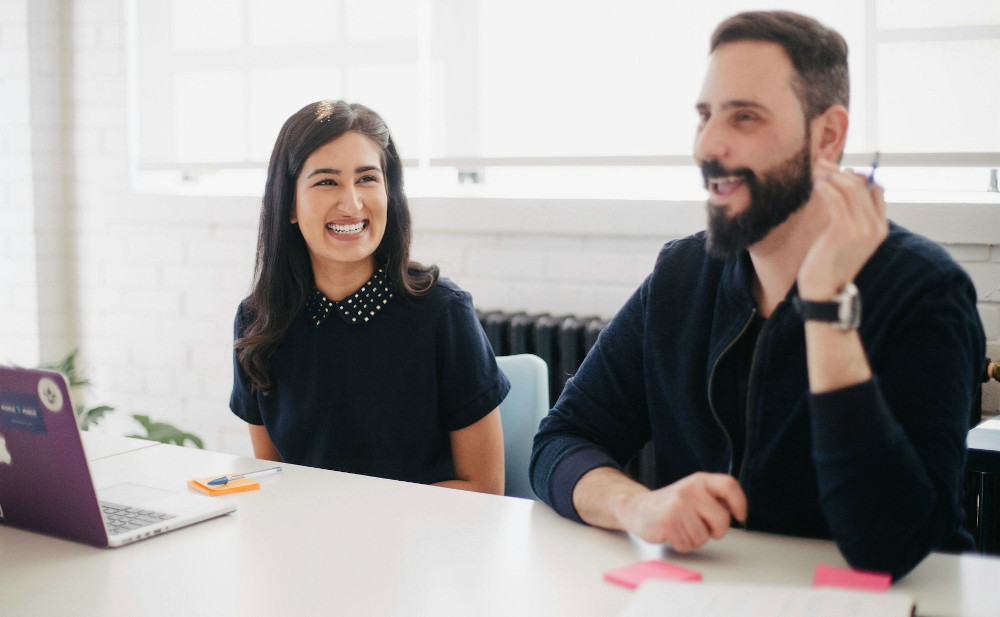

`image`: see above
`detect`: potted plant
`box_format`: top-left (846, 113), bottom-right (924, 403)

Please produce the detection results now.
top-left (41, 349), bottom-right (204, 448)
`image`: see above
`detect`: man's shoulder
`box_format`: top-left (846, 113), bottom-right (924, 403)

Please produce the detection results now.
top-left (859, 222), bottom-right (978, 321)
top-left (650, 231), bottom-right (729, 282)
top-left (657, 231), bottom-right (709, 255)
top-left (654, 232), bottom-right (713, 268)
top-left (875, 222), bottom-right (966, 280)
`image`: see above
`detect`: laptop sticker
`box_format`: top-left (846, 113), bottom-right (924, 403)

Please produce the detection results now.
top-left (0, 393), bottom-right (48, 435)
top-left (37, 377), bottom-right (64, 412)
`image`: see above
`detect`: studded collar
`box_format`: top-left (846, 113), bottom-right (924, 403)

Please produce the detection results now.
top-left (307, 267), bottom-right (394, 326)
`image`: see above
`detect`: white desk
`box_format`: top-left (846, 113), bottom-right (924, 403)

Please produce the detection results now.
top-left (81, 431), bottom-right (162, 461)
top-left (2, 437), bottom-right (999, 617)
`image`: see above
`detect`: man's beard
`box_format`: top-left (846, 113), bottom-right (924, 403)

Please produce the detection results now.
top-left (702, 140), bottom-right (814, 259)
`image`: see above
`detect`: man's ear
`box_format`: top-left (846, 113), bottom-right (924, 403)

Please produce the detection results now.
top-left (811, 104), bottom-right (849, 163)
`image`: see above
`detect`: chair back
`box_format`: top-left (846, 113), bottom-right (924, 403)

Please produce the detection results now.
top-left (495, 354), bottom-right (550, 500)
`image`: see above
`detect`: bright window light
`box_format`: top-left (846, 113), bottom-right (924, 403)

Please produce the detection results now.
top-left (127, 0), bottom-right (1000, 200)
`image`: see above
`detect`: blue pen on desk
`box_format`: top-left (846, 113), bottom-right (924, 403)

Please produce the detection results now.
top-left (207, 466), bottom-right (282, 486)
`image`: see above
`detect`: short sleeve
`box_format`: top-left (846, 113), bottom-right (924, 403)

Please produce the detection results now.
top-left (229, 305), bottom-right (263, 425)
top-left (434, 290), bottom-right (510, 431)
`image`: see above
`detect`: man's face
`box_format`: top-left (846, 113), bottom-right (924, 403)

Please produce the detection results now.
top-left (693, 41), bottom-right (815, 258)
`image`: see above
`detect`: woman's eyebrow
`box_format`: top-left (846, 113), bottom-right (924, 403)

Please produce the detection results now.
top-left (306, 167), bottom-right (340, 178)
top-left (306, 165), bottom-right (382, 179)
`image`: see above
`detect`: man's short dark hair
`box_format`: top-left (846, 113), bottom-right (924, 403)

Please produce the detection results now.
top-left (710, 11), bottom-right (849, 120)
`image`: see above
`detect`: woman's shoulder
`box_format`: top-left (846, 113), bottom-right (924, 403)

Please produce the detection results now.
top-left (405, 274), bottom-right (466, 301)
top-left (430, 275), bottom-right (465, 297)
top-left (395, 275), bottom-right (475, 319)
top-left (234, 297), bottom-right (255, 333)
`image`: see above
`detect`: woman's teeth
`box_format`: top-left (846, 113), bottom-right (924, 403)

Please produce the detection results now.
top-left (326, 221), bottom-right (366, 234)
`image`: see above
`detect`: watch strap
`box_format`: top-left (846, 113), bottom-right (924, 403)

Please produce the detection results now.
top-left (793, 297), bottom-right (840, 322)
top-left (793, 283), bottom-right (861, 330)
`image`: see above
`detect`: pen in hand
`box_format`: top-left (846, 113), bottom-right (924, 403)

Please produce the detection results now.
top-left (207, 466), bottom-right (282, 486)
top-left (866, 151), bottom-right (880, 187)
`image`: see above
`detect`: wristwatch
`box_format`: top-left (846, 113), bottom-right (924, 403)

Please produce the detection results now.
top-left (793, 282), bottom-right (861, 331)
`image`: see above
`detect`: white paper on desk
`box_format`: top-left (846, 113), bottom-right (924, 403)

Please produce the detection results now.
top-left (977, 419), bottom-right (1000, 431)
top-left (617, 581), bottom-right (914, 617)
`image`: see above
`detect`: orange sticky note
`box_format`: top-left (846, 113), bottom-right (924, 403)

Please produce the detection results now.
top-left (604, 560), bottom-right (702, 589)
top-left (188, 476), bottom-right (260, 496)
top-left (812, 564), bottom-right (891, 592)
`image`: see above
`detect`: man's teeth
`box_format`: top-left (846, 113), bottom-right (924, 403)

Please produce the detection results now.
top-left (326, 221), bottom-right (366, 234)
top-left (710, 176), bottom-right (744, 194)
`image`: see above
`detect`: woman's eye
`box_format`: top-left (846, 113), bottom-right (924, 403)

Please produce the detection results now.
top-left (358, 175), bottom-right (378, 183)
top-left (315, 178), bottom-right (336, 186)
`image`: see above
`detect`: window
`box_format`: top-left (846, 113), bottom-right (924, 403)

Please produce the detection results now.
top-left (127, 0), bottom-right (1000, 200)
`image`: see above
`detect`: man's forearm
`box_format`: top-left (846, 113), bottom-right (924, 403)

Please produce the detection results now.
top-left (572, 466), bottom-right (649, 531)
top-left (803, 324), bottom-right (871, 393)
top-left (808, 378), bottom-right (962, 579)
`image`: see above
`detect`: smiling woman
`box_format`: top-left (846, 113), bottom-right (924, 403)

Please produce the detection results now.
top-left (230, 100), bottom-right (510, 496)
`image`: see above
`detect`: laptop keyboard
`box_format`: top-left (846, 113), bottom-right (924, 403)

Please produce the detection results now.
top-left (101, 501), bottom-right (176, 536)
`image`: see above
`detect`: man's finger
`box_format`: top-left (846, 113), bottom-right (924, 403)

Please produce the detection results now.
top-left (700, 499), bottom-right (736, 539)
top-left (679, 510), bottom-right (712, 549)
top-left (703, 474), bottom-right (748, 522)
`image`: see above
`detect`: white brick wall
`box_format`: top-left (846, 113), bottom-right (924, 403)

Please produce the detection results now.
top-left (2, 0), bottom-right (998, 459)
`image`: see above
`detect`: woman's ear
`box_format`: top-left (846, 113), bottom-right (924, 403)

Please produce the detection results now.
top-left (811, 104), bottom-right (849, 163)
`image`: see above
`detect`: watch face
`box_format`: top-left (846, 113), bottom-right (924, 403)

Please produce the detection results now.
top-left (835, 283), bottom-right (861, 330)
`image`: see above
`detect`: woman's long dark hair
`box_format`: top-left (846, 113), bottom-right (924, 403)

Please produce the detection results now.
top-left (236, 100), bottom-right (438, 392)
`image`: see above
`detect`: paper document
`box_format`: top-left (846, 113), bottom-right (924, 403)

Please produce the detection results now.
top-left (617, 580), bottom-right (914, 617)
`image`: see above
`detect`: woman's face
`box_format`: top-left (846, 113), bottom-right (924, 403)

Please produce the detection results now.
top-left (291, 131), bottom-right (388, 280)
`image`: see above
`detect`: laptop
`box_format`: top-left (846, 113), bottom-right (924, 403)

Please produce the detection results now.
top-left (0, 365), bottom-right (235, 547)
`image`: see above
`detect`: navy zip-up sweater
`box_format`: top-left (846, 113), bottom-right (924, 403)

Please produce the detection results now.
top-left (530, 223), bottom-right (982, 580)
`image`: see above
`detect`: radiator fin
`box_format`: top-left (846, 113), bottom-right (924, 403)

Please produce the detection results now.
top-left (478, 311), bottom-right (607, 404)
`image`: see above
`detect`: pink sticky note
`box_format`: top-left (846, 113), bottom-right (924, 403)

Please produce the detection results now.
top-left (812, 564), bottom-right (891, 592)
top-left (604, 560), bottom-right (703, 589)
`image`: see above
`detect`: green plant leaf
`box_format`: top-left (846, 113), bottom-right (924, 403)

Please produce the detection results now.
top-left (129, 414), bottom-right (205, 449)
top-left (77, 404), bottom-right (115, 431)
top-left (39, 348), bottom-right (90, 389)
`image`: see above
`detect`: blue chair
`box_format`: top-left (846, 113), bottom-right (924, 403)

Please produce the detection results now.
top-left (495, 354), bottom-right (550, 500)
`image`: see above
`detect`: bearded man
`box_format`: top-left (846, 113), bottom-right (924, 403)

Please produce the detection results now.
top-left (530, 10), bottom-right (984, 581)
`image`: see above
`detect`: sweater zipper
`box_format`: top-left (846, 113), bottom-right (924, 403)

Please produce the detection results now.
top-left (736, 315), bottom-right (771, 530)
top-left (707, 308), bottom-right (758, 481)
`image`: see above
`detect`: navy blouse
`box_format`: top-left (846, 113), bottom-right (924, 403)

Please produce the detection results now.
top-left (230, 271), bottom-right (509, 485)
